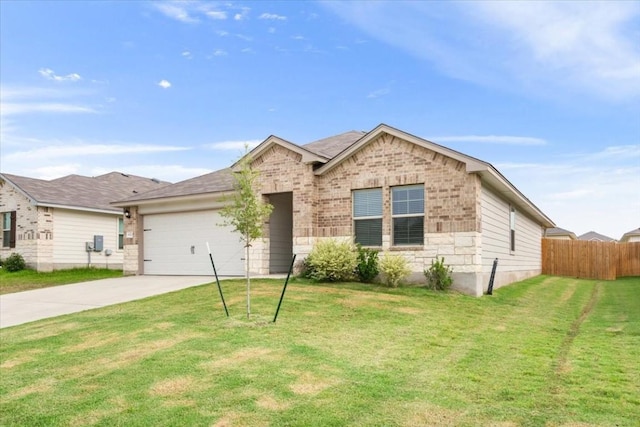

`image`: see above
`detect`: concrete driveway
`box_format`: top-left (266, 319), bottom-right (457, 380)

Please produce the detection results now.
top-left (0, 275), bottom-right (215, 328)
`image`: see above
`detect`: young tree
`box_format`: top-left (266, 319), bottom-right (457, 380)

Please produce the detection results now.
top-left (219, 148), bottom-right (273, 318)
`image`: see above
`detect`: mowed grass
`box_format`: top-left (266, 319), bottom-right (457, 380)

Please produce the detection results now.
top-left (1, 275), bottom-right (638, 426)
top-left (0, 268), bottom-right (123, 295)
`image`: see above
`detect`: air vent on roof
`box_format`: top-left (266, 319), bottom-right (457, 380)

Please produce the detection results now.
top-left (132, 190), bottom-right (138, 193)
top-left (121, 173), bottom-right (129, 177)
top-left (151, 178), bottom-right (160, 183)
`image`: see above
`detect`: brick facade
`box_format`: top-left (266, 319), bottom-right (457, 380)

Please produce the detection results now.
top-left (250, 132), bottom-right (485, 294)
top-left (0, 185), bottom-right (54, 271)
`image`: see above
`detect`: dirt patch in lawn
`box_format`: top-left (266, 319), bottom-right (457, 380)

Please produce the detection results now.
top-left (0, 349), bottom-right (44, 368)
top-left (6, 378), bottom-right (56, 400)
top-left (256, 395), bottom-right (291, 411)
top-left (68, 396), bottom-right (128, 427)
top-left (289, 371), bottom-right (340, 395)
top-left (64, 331), bottom-right (122, 352)
top-left (201, 347), bottom-right (280, 370)
top-left (150, 375), bottom-right (197, 397)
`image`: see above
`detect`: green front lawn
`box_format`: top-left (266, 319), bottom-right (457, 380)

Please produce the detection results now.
top-left (0, 268), bottom-right (123, 295)
top-left (1, 276), bottom-right (638, 426)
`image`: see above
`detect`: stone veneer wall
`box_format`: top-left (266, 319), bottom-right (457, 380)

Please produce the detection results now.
top-left (250, 133), bottom-right (486, 295)
top-left (122, 206), bottom-right (140, 275)
top-left (0, 184), bottom-right (54, 271)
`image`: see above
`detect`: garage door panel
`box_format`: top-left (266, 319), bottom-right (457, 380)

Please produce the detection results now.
top-left (143, 211), bottom-right (244, 276)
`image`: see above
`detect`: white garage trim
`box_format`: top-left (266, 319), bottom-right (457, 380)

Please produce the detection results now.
top-left (142, 210), bottom-right (244, 276)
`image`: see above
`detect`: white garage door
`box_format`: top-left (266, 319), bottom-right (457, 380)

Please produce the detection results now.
top-left (143, 210), bottom-right (244, 276)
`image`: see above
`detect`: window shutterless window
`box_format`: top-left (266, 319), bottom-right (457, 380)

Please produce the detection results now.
top-left (353, 188), bottom-right (382, 246)
top-left (392, 185), bottom-right (424, 246)
top-left (118, 218), bottom-right (124, 250)
top-left (2, 211), bottom-right (16, 248)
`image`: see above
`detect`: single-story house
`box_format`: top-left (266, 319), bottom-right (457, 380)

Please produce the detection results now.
top-left (544, 227), bottom-right (577, 240)
top-left (0, 172), bottom-right (169, 271)
top-left (619, 228), bottom-right (640, 243)
top-left (578, 231), bottom-right (616, 242)
top-left (113, 124), bottom-right (555, 296)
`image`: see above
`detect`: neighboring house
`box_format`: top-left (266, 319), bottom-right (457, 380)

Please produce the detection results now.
top-left (544, 227), bottom-right (577, 240)
top-left (113, 124), bottom-right (555, 296)
top-left (619, 228), bottom-right (640, 243)
top-left (578, 231), bottom-right (616, 242)
top-left (0, 172), bottom-right (169, 271)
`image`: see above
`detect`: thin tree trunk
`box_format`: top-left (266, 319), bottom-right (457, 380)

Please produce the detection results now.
top-left (246, 234), bottom-right (250, 319)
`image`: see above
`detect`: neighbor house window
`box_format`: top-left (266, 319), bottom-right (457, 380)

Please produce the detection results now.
top-left (392, 185), bottom-right (424, 246)
top-left (510, 206), bottom-right (516, 252)
top-left (2, 211), bottom-right (16, 248)
top-left (118, 218), bottom-right (124, 250)
top-left (353, 188), bottom-right (382, 246)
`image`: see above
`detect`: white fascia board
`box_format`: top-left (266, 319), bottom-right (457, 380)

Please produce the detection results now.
top-left (38, 203), bottom-right (122, 216)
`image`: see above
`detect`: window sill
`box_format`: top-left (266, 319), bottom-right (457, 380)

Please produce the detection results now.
top-left (389, 245), bottom-right (423, 251)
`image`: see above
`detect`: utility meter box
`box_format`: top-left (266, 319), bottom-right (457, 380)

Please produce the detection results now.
top-left (93, 235), bottom-right (104, 252)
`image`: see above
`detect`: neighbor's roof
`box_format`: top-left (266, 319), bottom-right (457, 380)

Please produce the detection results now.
top-left (578, 231), bottom-right (616, 242)
top-left (113, 168), bottom-right (234, 205)
top-left (619, 227), bottom-right (640, 242)
top-left (0, 172), bottom-right (169, 214)
top-left (545, 227), bottom-right (578, 239)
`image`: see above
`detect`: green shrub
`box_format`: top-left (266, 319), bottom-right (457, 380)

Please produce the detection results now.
top-left (424, 256), bottom-right (453, 291)
top-left (355, 244), bottom-right (379, 283)
top-left (3, 253), bottom-right (27, 272)
top-left (378, 252), bottom-right (411, 287)
top-left (304, 239), bottom-right (358, 282)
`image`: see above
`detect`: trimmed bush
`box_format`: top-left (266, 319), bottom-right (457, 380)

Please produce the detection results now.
top-left (304, 239), bottom-right (358, 282)
top-left (379, 252), bottom-right (411, 287)
top-left (3, 253), bottom-right (27, 272)
top-left (424, 256), bottom-right (453, 291)
top-left (355, 244), bottom-right (379, 283)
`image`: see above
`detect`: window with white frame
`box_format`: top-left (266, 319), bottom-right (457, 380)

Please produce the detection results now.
top-left (353, 188), bottom-right (382, 246)
top-left (118, 218), bottom-right (124, 250)
top-left (2, 211), bottom-right (16, 248)
top-left (392, 185), bottom-right (424, 246)
top-left (509, 206), bottom-right (516, 252)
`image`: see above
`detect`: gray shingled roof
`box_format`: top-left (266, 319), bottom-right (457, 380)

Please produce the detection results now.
top-left (302, 131), bottom-right (365, 158)
top-left (546, 227), bottom-right (576, 237)
top-left (577, 231), bottom-right (616, 242)
top-left (1, 172), bottom-right (169, 213)
top-left (113, 168), bottom-right (234, 204)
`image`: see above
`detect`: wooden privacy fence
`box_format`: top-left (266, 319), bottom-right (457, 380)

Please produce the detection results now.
top-left (542, 239), bottom-right (640, 280)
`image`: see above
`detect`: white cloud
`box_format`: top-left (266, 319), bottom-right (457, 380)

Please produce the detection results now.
top-left (216, 30), bottom-right (229, 37)
top-left (433, 135), bottom-right (547, 146)
top-left (1, 102), bottom-right (96, 116)
top-left (367, 88), bottom-right (390, 99)
top-left (268, 27), bottom-right (276, 34)
top-left (259, 13), bottom-right (286, 21)
top-left (234, 7), bottom-right (250, 21)
top-left (204, 140), bottom-right (262, 150)
top-left (158, 79), bottom-right (172, 89)
top-left (4, 143), bottom-right (189, 163)
top-left (212, 49), bottom-right (228, 57)
top-left (292, 35), bottom-right (305, 40)
top-left (205, 10), bottom-right (227, 20)
top-left (323, 2), bottom-right (640, 102)
top-left (39, 68), bottom-right (82, 82)
top-left (152, 2), bottom-right (198, 23)
top-left (181, 50), bottom-right (193, 59)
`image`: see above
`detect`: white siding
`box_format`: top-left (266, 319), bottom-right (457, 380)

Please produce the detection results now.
top-left (53, 209), bottom-right (123, 269)
top-left (481, 186), bottom-right (543, 274)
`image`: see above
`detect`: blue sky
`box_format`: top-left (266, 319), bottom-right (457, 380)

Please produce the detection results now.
top-left (1, 1), bottom-right (638, 239)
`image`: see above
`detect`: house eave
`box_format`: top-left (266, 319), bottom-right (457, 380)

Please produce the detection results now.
top-left (111, 190), bottom-right (234, 208)
top-left (38, 203), bottom-right (122, 215)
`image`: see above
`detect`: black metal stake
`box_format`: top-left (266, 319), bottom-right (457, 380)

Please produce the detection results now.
top-left (273, 254), bottom-right (296, 323)
top-left (487, 258), bottom-right (498, 295)
top-left (207, 242), bottom-right (229, 317)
